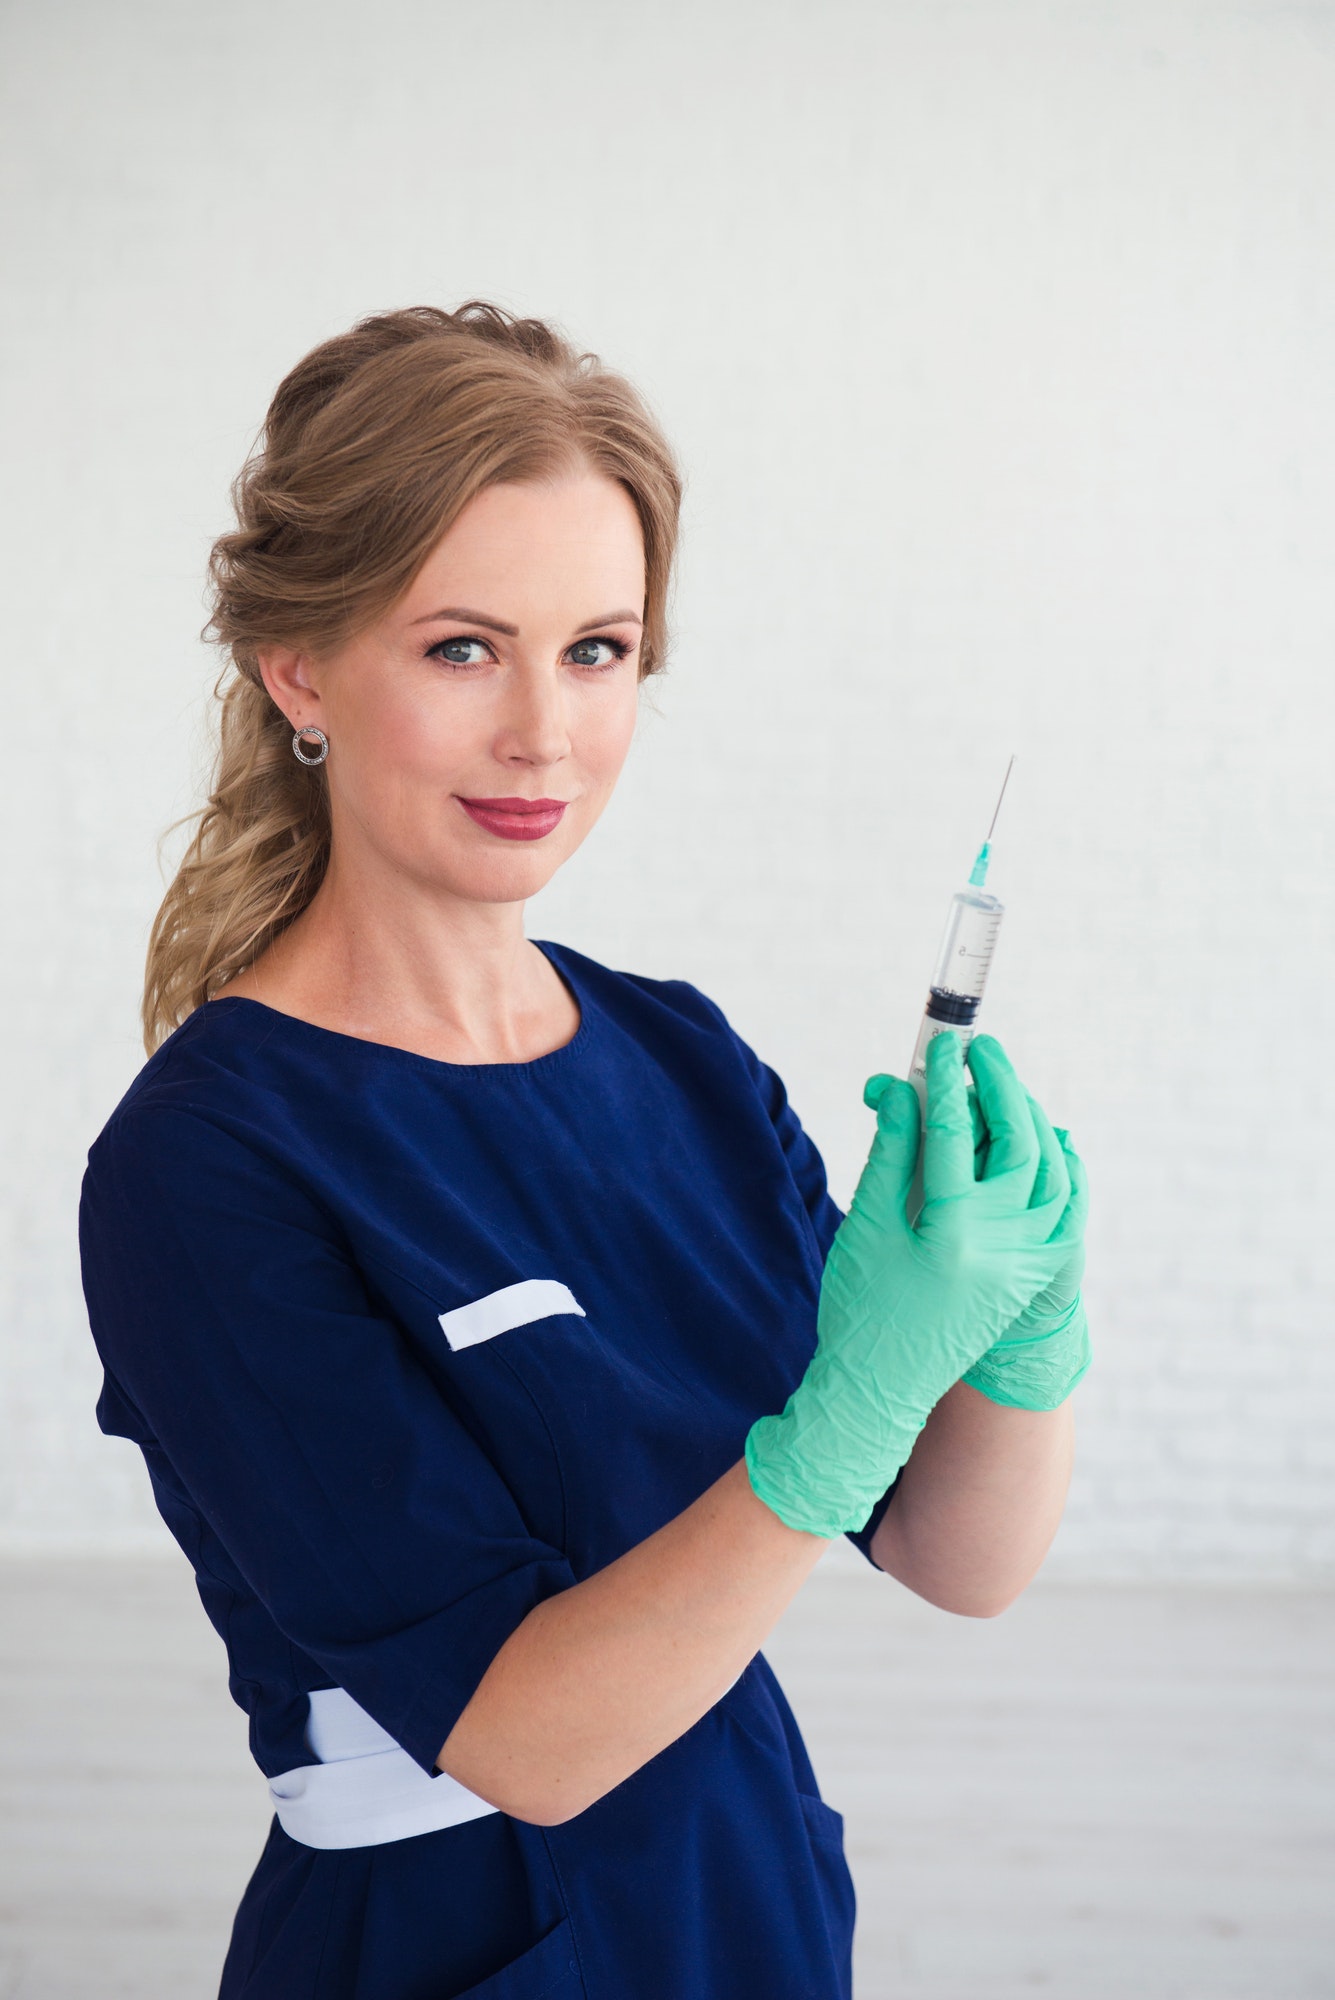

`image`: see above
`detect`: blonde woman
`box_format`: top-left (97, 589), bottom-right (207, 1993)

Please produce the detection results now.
top-left (79, 304), bottom-right (1090, 1999)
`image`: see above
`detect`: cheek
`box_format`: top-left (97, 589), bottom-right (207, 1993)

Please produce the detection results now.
top-left (320, 690), bottom-right (456, 848)
top-left (347, 679), bottom-right (471, 792)
top-left (580, 685), bottom-right (641, 786)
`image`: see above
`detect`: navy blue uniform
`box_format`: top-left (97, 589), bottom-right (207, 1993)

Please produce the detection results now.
top-left (79, 944), bottom-right (893, 1999)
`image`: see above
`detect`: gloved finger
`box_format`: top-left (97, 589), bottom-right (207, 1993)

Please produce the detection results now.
top-left (921, 1032), bottom-right (976, 1203)
top-left (967, 1085), bottom-right (990, 1177)
top-left (968, 1036), bottom-right (1040, 1193)
top-left (1026, 1092), bottom-right (1071, 1216)
top-left (858, 1073), bottom-right (921, 1213)
top-left (1047, 1128), bottom-right (1089, 1247)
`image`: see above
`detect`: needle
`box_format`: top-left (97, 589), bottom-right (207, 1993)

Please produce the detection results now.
top-left (969, 756), bottom-right (1017, 888)
top-left (985, 754), bottom-right (1017, 845)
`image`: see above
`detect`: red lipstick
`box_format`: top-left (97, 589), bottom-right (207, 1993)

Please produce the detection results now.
top-left (458, 796), bottom-right (568, 842)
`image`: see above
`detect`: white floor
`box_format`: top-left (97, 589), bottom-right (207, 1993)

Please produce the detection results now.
top-left (1, 1554), bottom-right (1331, 1999)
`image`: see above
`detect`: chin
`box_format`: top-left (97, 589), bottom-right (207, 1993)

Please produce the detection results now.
top-left (436, 848), bottom-right (573, 905)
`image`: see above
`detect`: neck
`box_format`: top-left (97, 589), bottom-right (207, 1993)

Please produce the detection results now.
top-left (229, 841), bottom-right (577, 1066)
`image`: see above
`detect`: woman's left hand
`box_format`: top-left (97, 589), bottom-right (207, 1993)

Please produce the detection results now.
top-left (961, 1095), bottom-right (1091, 1411)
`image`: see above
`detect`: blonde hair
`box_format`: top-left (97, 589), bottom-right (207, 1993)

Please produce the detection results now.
top-left (142, 303), bottom-right (682, 1053)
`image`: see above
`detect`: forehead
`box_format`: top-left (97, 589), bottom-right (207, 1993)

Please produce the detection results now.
top-left (400, 472), bottom-right (645, 621)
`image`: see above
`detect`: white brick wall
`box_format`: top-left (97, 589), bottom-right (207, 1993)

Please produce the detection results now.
top-left (3, 0), bottom-right (1332, 1576)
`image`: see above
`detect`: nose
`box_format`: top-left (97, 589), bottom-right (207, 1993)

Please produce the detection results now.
top-left (494, 663), bottom-right (572, 771)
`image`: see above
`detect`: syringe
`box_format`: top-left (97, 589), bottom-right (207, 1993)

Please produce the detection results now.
top-left (908, 758), bottom-right (1014, 1098)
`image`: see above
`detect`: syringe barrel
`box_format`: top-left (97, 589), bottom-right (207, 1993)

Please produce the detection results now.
top-left (909, 886), bottom-right (1005, 1093)
top-left (929, 885), bottom-right (1004, 997)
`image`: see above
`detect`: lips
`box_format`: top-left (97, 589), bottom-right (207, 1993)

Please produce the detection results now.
top-left (458, 796), bottom-right (569, 842)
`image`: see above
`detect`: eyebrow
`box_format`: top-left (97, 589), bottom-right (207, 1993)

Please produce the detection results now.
top-left (410, 605), bottom-right (643, 637)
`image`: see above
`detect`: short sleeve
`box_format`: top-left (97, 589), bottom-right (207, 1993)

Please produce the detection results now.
top-left (79, 1106), bottom-right (577, 1774)
top-left (699, 1017), bottom-right (843, 1262)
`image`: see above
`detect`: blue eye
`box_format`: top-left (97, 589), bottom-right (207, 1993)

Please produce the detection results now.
top-left (568, 638), bottom-right (629, 669)
top-left (431, 637), bottom-right (492, 668)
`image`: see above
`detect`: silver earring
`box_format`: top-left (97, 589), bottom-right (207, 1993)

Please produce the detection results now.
top-left (292, 726), bottom-right (329, 766)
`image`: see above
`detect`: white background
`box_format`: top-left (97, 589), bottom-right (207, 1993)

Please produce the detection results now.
top-left (2, 0), bottom-right (1332, 1577)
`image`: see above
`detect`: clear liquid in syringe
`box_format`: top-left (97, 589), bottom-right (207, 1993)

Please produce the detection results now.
top-left (908, 759), bottom-right (1014, 1096)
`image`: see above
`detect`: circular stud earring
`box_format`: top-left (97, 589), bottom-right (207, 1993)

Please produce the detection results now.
top-left (292, 727), bottom-right (329, 766)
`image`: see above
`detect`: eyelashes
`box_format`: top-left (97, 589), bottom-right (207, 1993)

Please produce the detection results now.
top-left (567, 636), bottom-right (633, 668)
top-left (424, 633), bottom-right (635, 671)
top-left (426, 638), bottom-right (486, 668)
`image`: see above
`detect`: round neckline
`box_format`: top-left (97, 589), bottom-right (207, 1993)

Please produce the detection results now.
top-left (199, 938), bottom-right (593, 1080)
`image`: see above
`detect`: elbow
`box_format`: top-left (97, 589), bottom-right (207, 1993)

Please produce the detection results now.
top-left (880, 1563), bottom-right (1035, 1620)
top-left (944, 1585), bottom-right (1022, 1620)
top-left (871, 1522), bottom-right (1050, 1618)
top-left (519, 1792), bottom-right (596, 1828)
top-left (927, 1567), bottom-right (1041, 1619)
top-left (438, 1700), bottom-right (611, 1826)
top-left (498, 1784), bottom-right (597, 1828)
top-left (436, 1755), bottom-right (600, 1829)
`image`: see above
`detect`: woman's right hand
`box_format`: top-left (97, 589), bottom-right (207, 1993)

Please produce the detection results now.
top-left (745, 1031), bottom-right (1086, 1538)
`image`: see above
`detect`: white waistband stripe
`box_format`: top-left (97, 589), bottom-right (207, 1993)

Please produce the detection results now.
top-left (438, 1279), bottom-right (585, 1352)
top-left (268, 1687), bottom-right (498, 1850)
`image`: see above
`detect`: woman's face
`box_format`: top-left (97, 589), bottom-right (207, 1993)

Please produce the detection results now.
top-left (262, 468), bottom-right (646, 908)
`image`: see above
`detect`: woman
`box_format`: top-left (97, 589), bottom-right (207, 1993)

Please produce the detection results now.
top-left (79, 303), bottom-right (1090, 1999)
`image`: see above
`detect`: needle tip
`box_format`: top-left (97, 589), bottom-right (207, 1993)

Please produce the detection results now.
top-left (984, 757), bottom-right (1017, 845)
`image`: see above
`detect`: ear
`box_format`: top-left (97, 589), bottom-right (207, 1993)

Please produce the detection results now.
top-left (256, 646), bottom-right (321, 732)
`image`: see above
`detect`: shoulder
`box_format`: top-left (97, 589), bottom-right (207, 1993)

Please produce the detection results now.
top-left (540, 944), bottom-right (840, 1236)
top-left (540, 940), bottom-right (783, 1111)
top-left (540, 940), bottom-right (739, 1043)
top-left (83, 1000), bottom-right (316, 1206)
top-left (80, 1022), bottom-right (346, 1351)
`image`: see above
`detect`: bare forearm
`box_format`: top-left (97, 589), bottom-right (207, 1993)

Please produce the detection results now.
top-left (438, 1461), bottom-right (827, 1824)
top-left (440, 1385), bottom-right (1072, 1821)
top-left (870, 1382), bottom-right (1074, 1615)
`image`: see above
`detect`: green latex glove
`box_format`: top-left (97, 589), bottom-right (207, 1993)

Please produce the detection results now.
top-left (745, 1033), bottom-right (1085, 1538)
top-left (963, 1114), bottom-right (1091, 1409)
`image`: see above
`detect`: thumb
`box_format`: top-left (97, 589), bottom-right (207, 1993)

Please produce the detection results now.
top-left (858, 1073), bottom-right (921, 1201)
top-left (863, 1071), bottom-right (900, 1112)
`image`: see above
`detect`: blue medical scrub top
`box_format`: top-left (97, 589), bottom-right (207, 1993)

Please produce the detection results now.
top-left (79, 943), bottom-right (894, 2000)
